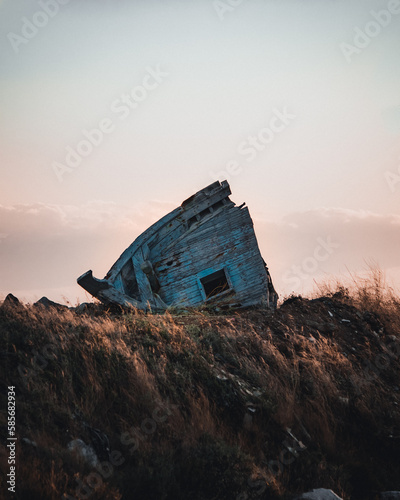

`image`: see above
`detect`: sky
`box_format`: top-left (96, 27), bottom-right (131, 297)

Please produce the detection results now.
top-left (0, 0), bottom-right (399, 304)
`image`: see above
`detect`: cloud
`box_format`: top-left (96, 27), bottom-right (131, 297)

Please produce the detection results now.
top-left (255, 208), bottom-right (400, 296)
top-left (0, 203), bottom-right (399, 303)
top-left (0, 201), bottom-right (173, 297)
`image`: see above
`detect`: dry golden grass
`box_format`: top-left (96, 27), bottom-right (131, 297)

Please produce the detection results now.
top-left (0, 270), bottom-right (399, 499)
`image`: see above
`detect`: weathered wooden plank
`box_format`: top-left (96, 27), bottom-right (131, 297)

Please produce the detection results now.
top-left (131, 254), bottom-right (167, 311)
top-left (105, 207), bottom-right (182, 282)
top-left (155, 224), bottom-right (261, 285)
top-left (181, 180), bottom-right (230, 209)
top-left (157, 209), bottom-right (254, 260)
top-left (158, 253), bottom-right (268, 304)
top-left (156, 247), bottom-right (261, 288)
top-left (181, 189), bottom-right (233, 221)
top-left (147, 216), bottom-right (187, 254)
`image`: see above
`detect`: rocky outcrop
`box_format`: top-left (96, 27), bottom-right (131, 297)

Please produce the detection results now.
top-left (34, 296), bottom-right (68, 310)
top-left (1, 293), bottom-right (23, 309)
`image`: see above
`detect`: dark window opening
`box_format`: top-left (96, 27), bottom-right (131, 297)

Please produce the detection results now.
top-left (200, 269), bottom-right (230, 299)
top-left (199, 208), bottom-right (211, 218)
top-left (212, 200), bottom-right (224, 211)
top-left (121, 260), bottom-right (140, 299)
top-left (188, 216), bottom-right (197, 228)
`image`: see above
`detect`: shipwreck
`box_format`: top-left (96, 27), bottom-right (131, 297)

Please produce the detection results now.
top-left (77, 181), bottom-right (278, 311)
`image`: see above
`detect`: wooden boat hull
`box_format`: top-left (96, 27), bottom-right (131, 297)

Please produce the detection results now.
top-left (77, 181), bottom-right (278, 311)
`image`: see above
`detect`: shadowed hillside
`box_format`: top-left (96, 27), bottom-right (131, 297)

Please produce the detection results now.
top-left (0, 273), bottom-right (400, 500)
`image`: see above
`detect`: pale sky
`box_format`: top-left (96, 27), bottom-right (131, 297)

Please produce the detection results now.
top-left (1, 0), bottom-right (399, 304)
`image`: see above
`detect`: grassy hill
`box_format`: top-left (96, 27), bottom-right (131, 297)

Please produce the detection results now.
top-left (1, 273), bottom-right (400, 499)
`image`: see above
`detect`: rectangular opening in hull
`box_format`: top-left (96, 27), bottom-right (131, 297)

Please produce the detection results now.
top-left (200, 269), bottom-right (230, 299)
top-left (121, 259), bottom-right (140, 299)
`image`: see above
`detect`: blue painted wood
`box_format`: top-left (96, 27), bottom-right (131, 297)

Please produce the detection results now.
top-left (77, 181), bottom-right (278, 310)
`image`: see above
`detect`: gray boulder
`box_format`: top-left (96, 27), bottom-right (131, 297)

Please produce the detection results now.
top-left (67, 439), bottom-right (99, 467)
top-left (34, 296), bottom-right (68, 310)
top-left (296, 489), bottom-right (343, 500)
top-left (380, 493), bottom-right (400, 500)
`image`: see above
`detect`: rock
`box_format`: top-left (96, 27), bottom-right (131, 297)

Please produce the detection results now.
top-left (22, 437), bottom-right (37, 447)
top-left (67, 439), bottom-right (99, 467)
top-left (295, 489), bottom-right (343, 500)
top-left (75, 302), bottom-right (91, 314)
top-left (34, 296), bottom-right (68, 310)
top-left (1, 293), bottom-right (23, 309)
top-left (380, 493), bottom-right (400, 500)
top-left (74, 302), bottom-right (106, 316)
